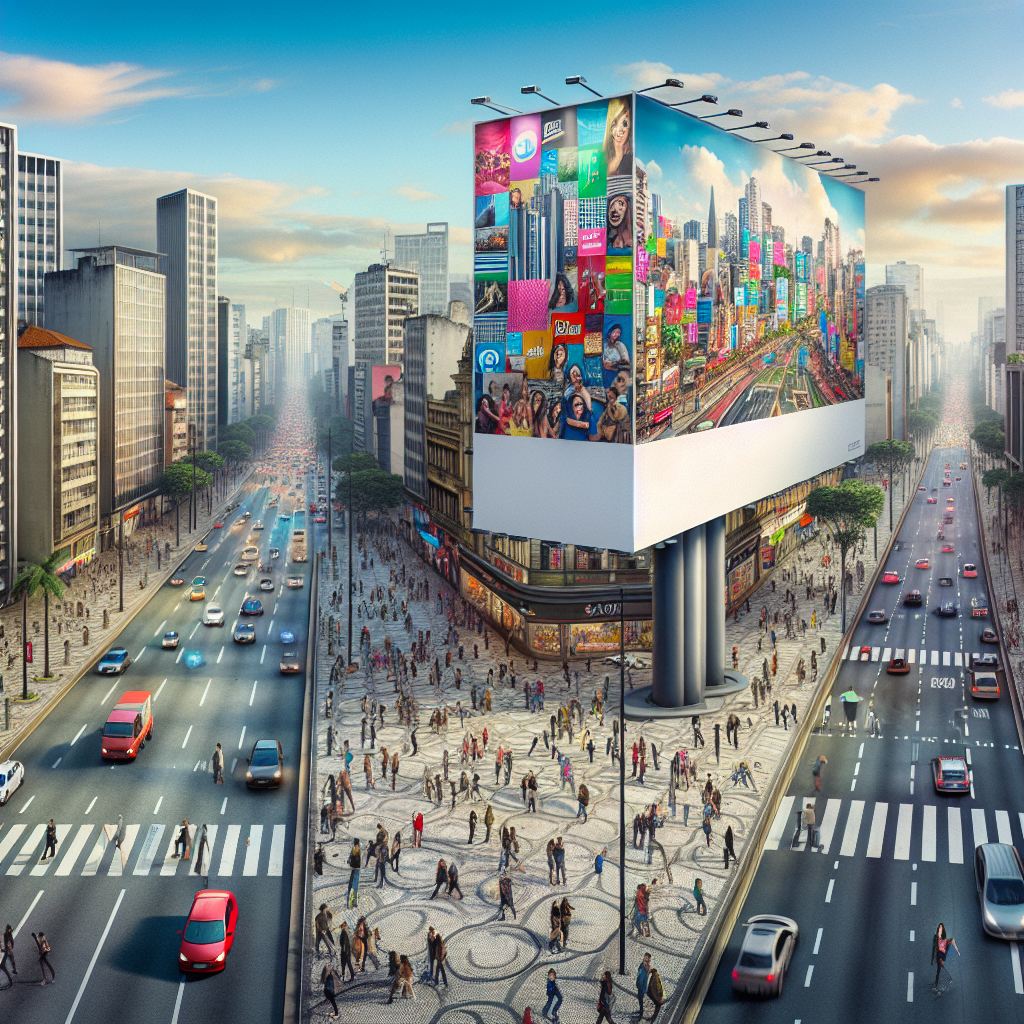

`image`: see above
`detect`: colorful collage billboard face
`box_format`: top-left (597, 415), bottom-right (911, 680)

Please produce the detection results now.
top-left (473, 97), bottom-right (634, 444)
top-left (631, 95), bottom-right (865, 443)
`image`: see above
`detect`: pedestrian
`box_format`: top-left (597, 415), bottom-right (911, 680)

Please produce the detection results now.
top-left (773, 700), bottom-right (780, 726)
top-left (811, 754), bottom-right (827, 791)
top-left (553, 837), bottom-right (567, 884)
top-left (386, 954), bottom-right (416, 1003)
top-left (315, 903), bottom-right (336, 958)
top-left (559, 896), bottom-right (573, 947)
top-left (713, 723), bottom-right (720, 764)
top-left (595, 847), bottom-right (606, 876)
top-left (468, 809), bottom-right (477, 844)
top-left (321, 963), bottom-right (340, 1018)
top-left (596, 970), bottom-right (615, 1024)
top-left (636, 953), bottom-right (651, 1017)
top-left (31, 931), bottom-right (54, 986)
top-left (338, 922), bottom-right (355, 981)
top-left (693, 878), bottom-right (706, 915)
top-left (702, 812), bottom-right (713, 848)
top-left (804, 802), bottom-right (817, 849)
top-left (931, 922), bottom-right (960, 991)
top-left (347, 840), bottom-right (361, 908)
top-left (42, 819), bottom-right (58, 860)
top-left (447, 860), bottom-right (464, 899)
top-left (647, 965), bottom-right (665, 1021)
top-left (212, 742), bottom-right (224, 784)
top-left (497, 873), bottom-right (517, 920)
top-left (724, 825), bottom-right (737, 868)
top-left (391, 832), bottom-right (402, 873)
top-left (374, 840), bottom-right (388, 888)
top-left (432, 928), bottom-right (449, 987)
top-left (782, 705), bottom-right (789, 730)
top-left (2, 923), bottom-right (15, 981)
top-left (576, 783), bottom-right (590, 822)
top-left (791, 702), bottom-right (798, 724)
top-left (543, 968), bottom-right (563, 1023)
top-left (412, 811), bottom-right (423, 847)
top-left (692, 715), bottom-right (705, 748)
top-left (484, 803), bottom-right (495, 843)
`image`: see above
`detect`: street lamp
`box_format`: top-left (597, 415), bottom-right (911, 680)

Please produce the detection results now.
top-left (521, 85), bottom-right (559, 104)
top-left (565, 75), bottom-right (602, 97)
top-left (701, 108), bottom-right (743, 119)
top-left (671, 94), bottom-right (717, 107)
top-left (637, 78), bottom-right (684, 93)
top-left (470, 96), bottom-right (522, 115)
top-left (776, 141), bottom-right (815, 153)
top-left (724, 121), bottom-right (770, 132)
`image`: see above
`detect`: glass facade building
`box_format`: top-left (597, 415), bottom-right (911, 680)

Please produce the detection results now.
top-left (17, 152), bottom-right (62, 326)
top-left (0, 123), bottom-right (18, 593)
top-left (395, 223), bottom-right (449, 316)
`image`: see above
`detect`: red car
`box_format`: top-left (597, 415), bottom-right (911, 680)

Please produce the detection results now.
top-left (314, 516), bottom-right (326, 523)
top-left (882, 572), bottom-right (900, 584)
top-left (213, 522), bottom-right (224, 528)
top-left (926, 497), bottom-right (937, 504)
top-left (941, 545), bottom-right (955, 553)
top-left (964, 563), bottom-right (978, 578)
top-left (179, 890), bottom-right (238, 972)
top-left (932, 756), bottom-right (969, 794)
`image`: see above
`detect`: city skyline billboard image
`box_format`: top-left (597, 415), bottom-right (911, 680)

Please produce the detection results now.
top-left (632, 94), bottom-right (865, 443)
top-left (473, 97), bottom-right (635, 445)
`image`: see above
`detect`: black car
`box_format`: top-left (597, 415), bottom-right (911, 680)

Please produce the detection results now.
top-left (904, 590), bottom-right (923, 607)
top-left (936, 602), bottom-right (957, 617)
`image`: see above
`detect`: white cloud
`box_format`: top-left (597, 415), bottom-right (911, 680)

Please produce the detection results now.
top-left (392, 184), bottom-right (443, 202)
top-left (951, 97), bottom-right (963, 109)
top-left (645, 159), bottom-right (663, 182)
top-left (983, 89), bottom-right (1024, 109)
top-left (252, 78), bottom-right (280, 92)
top-left (436, 119), bottom-right (472, 137)
top-left (0, 51), bottom-right (187, 122)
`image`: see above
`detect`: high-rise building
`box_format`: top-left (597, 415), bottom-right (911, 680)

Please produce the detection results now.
top-left (45, 247), bottom-right (165, 534)
top-left (230, 303), bottom-right (247, 420)
top-left (1006, 186), bottom-right (1024, 354)
top-left (706, 187), bottom-right (718, 248)
top-left (311, 316), bottom-right (334, 380)
top-left (723, 212), bottom-right (739, 260)
top-left (744, 178), bottom-right (762, 237)
top-left (165, 379), bottom-right (188, 468)
top-left (865, 284), bottom-right (908, 440)
top-left (17, 325), bottom-right (99, 569)
top-left (330, 317), bottom-right (350, 412)
top-left (0, 122), bottom-right (18, 593)
top-left (395, 223), bottom-right (449, 315)
top-left (157, 188), bottom-right (218, 452)
top-left (683, 219), bottom-right (706, 243)
top-left (217, 296), bottom-right (230, 425)
top-left (353, 263), bottom-right (418, 367)
top-left (801, 236), bottom-right (814, 257)
top-left (403, 302), bottom-right (472, 499)
top-left (885, 261), bottom-right (923, 311)
top-left (449, 274), bottom-right (473, 313)
top-left (270, 306), bottom-right (311, 382)
top-left (17, 152), bottom-right (62, 326)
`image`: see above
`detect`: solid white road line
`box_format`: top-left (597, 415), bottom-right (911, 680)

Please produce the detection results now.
top-left (922, 805), bottom-right (937, 862)
top-left (1012, 943), bottom-right (1024, 995)
top-left (154, 796), bottom-right (163, 815)
top-left (20, 795), bottom-right (35, 814)
top-left (200, 679), bottom-right (212, 706)
top-left (249, 679), bottom-right (258, 706)
top-left (907, 972), bottom-right (914, 1002)
top-left (813, 928), bottom-right (823, 955)
top-left (840, 800), bottom-right (865, 857)
top-left (894, 804), bottom-right (914, 861)
top-left (85, 796), bottom-right (97, 815)
top-left (948, 807), bottom-right (964, 864)
top-left (825, 879), bottom-right (834, 903)
top-left (13, 889), bottom-right (44, 938)
top-left (243, 825), bottom-right (263, 875)
top-left (997, 809), bottom-right (1013, 846)
top-left (268, 825), bottom-right (286, 876)
top-left (866, 802), bottom-right (888, 858)
top-left (154, 679), bottom-right (168, 701)
top-left (101, 683), bottom-right (118, 704)
top-left (64, 888), bottom-right (126, 1024)
top-left (238, 725), bottom-right (246, 750)
top-left (6, 824), bottom-right (44, 875)
top-left (71, 723), bottom-right (87, 746)
top-left (182, 725), bottom-right (193, 749)
top-left (765, 796), bottom-right (796, 851)
top-left (973, 808), bottom-right (989, 848)
top-left (804, 965), bottom-right (814, 987)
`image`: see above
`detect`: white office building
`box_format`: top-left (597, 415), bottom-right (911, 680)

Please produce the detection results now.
top-left (157, 188), bottom-right (218, 452)
top-left (885, 261), bottom-right (923, 313)
top-left (17, 151), bottom-right (62, 326)
top-left (270, 306), bottom-right (311, 383)
top-left (865, 284), bottom-right (908, 441)
top-left (395, 223), bottom-right (449, 315)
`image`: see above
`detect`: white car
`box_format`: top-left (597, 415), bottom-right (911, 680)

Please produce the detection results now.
top-left (233, 564), bottom-right (249, 577)
top-left (0, 759), bottom-right (25, 805)
top-left (203, 604), bottom-right (225, 626)
top-left (603, 653), bottom-right (650, 669)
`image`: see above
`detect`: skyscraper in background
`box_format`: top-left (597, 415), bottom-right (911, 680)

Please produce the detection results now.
top-left (744, 178), bottom-right (762, 237)
top-left (17, 151), bottom-right (62, 326)
top-left (885, 261), bottom-right (924, 311)
top-left (0, 122), bottom-right (18, 592)
top-left (270, 306), bottom-right (311, 381)
top-left (157, 188), bottom-right (219, 452)
top-left (395, 223), bottom-right (449, 315)
top-left (449, 273), bottom-right (473, 313)
top-left (1006, 186), bottom-right (1024, 355)
top-left (707, 187), bottom-right (718, 248)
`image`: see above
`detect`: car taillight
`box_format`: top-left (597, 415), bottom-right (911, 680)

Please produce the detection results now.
top-left (766, 974), bottom-right (774, 983)
top-left (732, 969), bottom-right (739, 979)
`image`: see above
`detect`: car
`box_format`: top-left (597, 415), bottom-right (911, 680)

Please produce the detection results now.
top-left (974, 653), bottom-right (999, 668)
top-left (233, 564), bottom-right (249, 577)
top-left (233, 622), bottom-right (256, 644)
top-left (192, 576), bottom-right (206, 587)
top-left (270, 547), bottom-right (280, 560)
top-left (971, 671), bottom-right (1001, 700)
top-left (245, 739), bottom-right (284, 789)
top-left (287, 576), bottom-right (304, 589)
top-left (203, 604), bottom-right (225, 626)
top-left (259, 578), bottom-right (274, 591)
top-left (603, 653), bottom-right (651, 669)
top-left (981, 627), bottom-right (999, 644)
top-left (730, 914), bottom-right (798, 997)
top-left (943, 478), bottom-right (952, 487)
top-left (882, 571), bottom-right (901, 584)
top-left (866, 609), bottom-right (888, 624)
top-left (179, 889), bottom-right (239, 973)
top-left (243, 511), bottom-right (252, 519)
top-left (936, 602), bottom-right (957, 617)
top-left (162, 631), bottom-right (180, 649)
top-left (918, 485), bottom-right (926, 491)
top-left (280, 629), bottom-right (296, 644)
top-left (253, 521), bottom-right (264, 530)
top-left (960, 462), bottom-right (968, 469)
top-left (314, 516), bottom-right (326, 524)
top-left (944, 514), bottom-right (954, 524)
top-left (932, 755), bottom-right (970, 793)
top-left (0, 760), bottom-right (25, 805)
top-left (240, 598), bottom-right (263, 616)
top-left (170, 577), bottom-right (185, 586)
top-left (213, 522), bottom-right (224, 529)
top-left (190, 586), bottom-right (206, 601)
top-left (97, 647), bottom-right (132, 675)
top-left (858, 646), bottom-right (872, 661)
top-left (964, 563), bottom-right (978, 578)
top-left (904, 590), bottom-right (923, 606)
top-left (941, 544), bottom-right (955, 553)
top-left (974, 844), bottom-right (1024, 940)
top-left (280, 652), bottom-right (301, 674)
top-left (971, 597), bottom-right (989, 618)
top-left (938, 577), bottom-right (953, 587)
top-left (915, 558), bottom-right (930, 569)
top-left (946, 497), bottom-right (955, 505)
top-left (235, 517), bottom-right (246, 526)
top-left (887, 657), bottom-right (910, 674)
top-left (927, 496), bottom-right (937, 504)
top-left (195, 540), bottom-right (208, 552)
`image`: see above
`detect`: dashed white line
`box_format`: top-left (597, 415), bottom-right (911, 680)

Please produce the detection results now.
top-left (911, 881), bottom-right (917, 906)
top-left (250, 679), bottom-right (258, 706)
top-left (136, 647), bottom-right (146, 662)
top-left (171, 979), bottom-right (186, 1024)
top-left (238, 725), bottom-right (246, 749)
top-left (189, 623), bottom-right (200, 640)
top-left (65, 888), bottom-right (126, 1024)
top-left (52, 757), bottom-right (62, 768)
top-left (200, 678), bottom-right (212, 706)
top-left (825, 879), bottom-right (835, 903)
top-left (220, 798), bottom-right (228, 816)
top-left (85, 796), bottom-right (97, 814)
top-left (804, 965), bottom-right (814, 987)
top-left (907, 971), bottom-right (914, 1002)
top-left (100, 682), bottom-right (118, 704)
top-left (858, 742), bottom-right (864, 758)
top-left (217, 646), bottom-right (225, 664)
top-left (154, 796), bottom-right (163, 815)
top-left (154, 678), bottom-right (168, 702)
top-left (1012, 943), bottom-right (1023, 995)
top-left (154, 620), bottom-right (167, 637)
top-left (176, 647), bottom-right (184, 664)
top-left (20, 795), bottom-right (35, 813)
top-left (813, 927), bottom-right (822, 955)
top-left (181, 725), bottom-right (193, 749)
top-left (71, 724), bottom-right (87, 746)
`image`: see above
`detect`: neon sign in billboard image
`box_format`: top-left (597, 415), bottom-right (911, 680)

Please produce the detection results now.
top-left (473, 96), bottom-right (634, 445)
top-left (633, 95), bottom-right (864, 443)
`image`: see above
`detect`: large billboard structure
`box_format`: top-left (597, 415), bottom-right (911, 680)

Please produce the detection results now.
top-left (473, 93), bottom-right (865, 554)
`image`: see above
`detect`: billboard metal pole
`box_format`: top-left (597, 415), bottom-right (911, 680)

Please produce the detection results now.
top-left (347, 469), bottom-right (354, 666)
top-left (619, 585), bottom-right (626, 976)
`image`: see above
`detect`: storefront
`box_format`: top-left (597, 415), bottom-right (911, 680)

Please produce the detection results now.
top-left (727, 539), bottom-right (759, 605)
top-left (57, 535), bottom-right (96, 578)
top-left (407, 505), bottom-right (461, 591)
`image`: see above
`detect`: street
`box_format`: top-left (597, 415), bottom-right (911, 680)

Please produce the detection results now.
top-left (699, 443), bottom-right (1024, 1022)
top-left (0, 481), bottom-right (310, 1023)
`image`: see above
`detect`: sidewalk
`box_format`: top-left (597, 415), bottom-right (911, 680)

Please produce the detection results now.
top-left (0, 475), bottom-right (255, 758)
top-left (302, 471), bottom-right (912, 1024)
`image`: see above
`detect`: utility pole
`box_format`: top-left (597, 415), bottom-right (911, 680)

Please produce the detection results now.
top-left (327, 426), bottom-right (332, 560)
top-left (118, 511), bottom-right (125, 612)
top-left (190, 423), bottom-right (198, 532)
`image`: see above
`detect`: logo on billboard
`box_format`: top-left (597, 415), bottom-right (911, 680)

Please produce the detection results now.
top-left (513, 130), bottom-right (538, 163)
top-left (542, 119), bottom-right (563, 144)
top-left (477, 348), bottom-right (502, 373)
top-left (553, 319), bottom-right (582, 337)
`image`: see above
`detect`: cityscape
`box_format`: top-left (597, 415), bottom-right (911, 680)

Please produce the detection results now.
top-left (0, 7), bottom-right (1020, 1024)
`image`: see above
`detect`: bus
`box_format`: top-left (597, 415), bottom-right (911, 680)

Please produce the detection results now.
top-left (291, 529), bottom-right (307, 563)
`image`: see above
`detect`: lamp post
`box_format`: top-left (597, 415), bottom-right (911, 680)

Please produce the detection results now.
top-left (347, 466), bottom-right (354, 667)
top-left (118, 510), bottom-right (124, 613)
top-left (618, 586), bottom-right (626, 976)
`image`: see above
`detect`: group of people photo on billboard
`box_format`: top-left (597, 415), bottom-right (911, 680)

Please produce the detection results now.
top-left (473, 96), bottom-right (636, 443)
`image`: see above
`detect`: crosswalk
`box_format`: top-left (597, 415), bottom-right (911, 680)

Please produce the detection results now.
top-left (0, 822), bottom-right (288, 879)
top-left (841, 645), bottom-right (987, 667)
top-left (766, 796), bottom-right (1020, 863)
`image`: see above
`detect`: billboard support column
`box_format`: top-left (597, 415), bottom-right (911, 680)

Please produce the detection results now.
top-left (651, 537), bottom-right (686, 707)
top-left (704, 515), bottom-right (726, 690)
top-left (682, 525), bottom-right (706, 706)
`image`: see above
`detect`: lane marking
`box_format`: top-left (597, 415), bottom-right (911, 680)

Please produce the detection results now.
top-left (71, 723), bottom-right (87, 746)
top-left (268, 825), bottom-right (286, 876)
top-left (13, 889), bottom-right (44, 937)
top-left (854, 762), bottom-right (860, 776)
top-left (6, 824), bottom-right (45, 875)
top-left (894, 804), bottom-right (914, 860)
top-left (133, 824), bottom-right (166, 875)
top-left (851, 778), bottom-right (857, 792)
top-left (136, 648), bottom-right (146, 662)
top-left (249, 679), bottom-right (258, 706)
top-left (182, 725), bottom-right (193, 749)
top-left (218, 824), bottom-right (241, 875)
top-left (199, 679), bottom-right (212, 706)
top-left (261, 645), bottom-right (266, 664)
top-left (907, 971), bottom-right (914, 1002)
top-left (154, 679), bottom-right (168, 702)
top-left (217, 646), bottom-right (224, 664)
top-left (804, 965), bottom-right (814, 987)
top-left (108, 824), bottom-right (140, 876)
top-left (825, 879), bottom-right (834, 903)
top-left (866, 803), bottom-right (888, 857)
top-left (966, 748), bottom-right (972, 765)
top-left (154, 620), bottom-right (167, 637)
top-left (997, 810), bottom-right (1013, 846)
top-left (64, 888), bottom-right (126, 1024)
top-left (176, 647), bottom-right (184, 664)
top-left (20, 795), bottom-right (35, 814)
top-left (52, 757), bottom-right (62, 769)
top-left (101, 683), bottom-right (118, 704)
top-left (948, 807), bottom-right (964, 864)
top-left (85, 796), bottom-right (97, 815)
top-left (858, 743), bottom-right (864, 758)
top-left (154, 796), bottom-right (163, 815)
top-left (813, 928), bottom-right (823, 955)
top-left (220, 798), bottom-right (227, 816)
top-left (231, 757), bottom-right (238, 773)
top-left (840, 800), bottom-right (865, 856)
top-left (818, 799), bottom-right (842, 855)
top-left (243, 825), bottom-right (263, 875)
top-left (922, 805), bottom-right (937, 862)
top-left (238, 726), bottom-right (246, 749)
top-left (973, 808), bottom-right (989, 847)
top-left (1012, 943), bottom-right (1024, 995)
top-left (910, 881), bottom-right (917, 906)
top-left (765, 796), bottom-right (797, 852)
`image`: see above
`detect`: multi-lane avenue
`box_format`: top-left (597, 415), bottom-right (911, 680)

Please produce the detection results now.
top-left (700, 444), bottom-right (1024, 1022)
top-left (0, 478), bottom-right (312, 1023)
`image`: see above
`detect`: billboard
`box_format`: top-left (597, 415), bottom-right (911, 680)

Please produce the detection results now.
top-left (371, 366), bottom-right (401, 403)
top-left (473, 93), bottom-right (865, 552)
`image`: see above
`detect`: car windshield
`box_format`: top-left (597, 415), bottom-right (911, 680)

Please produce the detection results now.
top-left (183, 918), bottom-right (226, 944)
top-left (103, 721), bottom-right (134, 737)
top-left (104, 652), bottom-right (125, 662)
top-left (987, 878), bottom-right (1024, 906)
top-left (251, 749), bottom-right (279, 767)
top-left (942, 767), bottom-right (966, 780)
top-left (739, 951), bottom-right (772, 969)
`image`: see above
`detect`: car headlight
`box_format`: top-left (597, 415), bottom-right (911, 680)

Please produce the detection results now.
top-left (102, 748), bottom-right (108, 754)
top-left (274, 770), bottom-right (282, 778)
top-left (215, 952), bottom-right (226, 962)
top-left (246, 771), bottom-right (253, 780)
top-left (179, 953), bottom-right (188, 963)
top-left (127, 748), bottom-right (134, 755)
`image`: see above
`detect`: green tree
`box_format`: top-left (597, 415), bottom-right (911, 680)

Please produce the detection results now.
top-left (906, 409), bottom-right (938, 440)
top-left (982, 468), bottom-right (1010, 502)
top-left (865, 439), bottom-right (915, 532)
top-left (218, 439), bottom-right (251, 465)
top-left (159, 462), bottom-right (212, 544)
top-left (337, 469), bottom-right (404, 516)
top-left (333, 452), bottom-right (378, 476)
top-left (11, 550), bottom-right (67, 689)
top-left (220, 423), bottom-right (257, 450)
top-left (193, 451), bottom-right (225, 474)
top-left (804, 480), bottom-right (885, 632)
top-left (972, 421), bottom-right (1006, 463)
top-left (974, 404), bottom-right (1001, 425)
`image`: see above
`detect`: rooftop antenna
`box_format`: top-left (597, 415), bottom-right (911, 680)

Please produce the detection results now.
top-left (381, 227), bottom-right (390, 266)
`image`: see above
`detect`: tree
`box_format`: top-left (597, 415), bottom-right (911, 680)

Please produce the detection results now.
top-left (193, 451), bottom-right (225, 475)
top-left (804, 480), bottom-right (885, 633)
top-left (220, 423), bottom-right (257, 450)
top-left (974, 404), bottom-right (1001, 426)
top-left (160, 462), bottom-right (212, 544)
top-left (333, 452), bottom-right (378, 476)
top-left (906, 409), bottom-right (938, 437)
top-left (218, 439), bottom-right (251, 465)
top-left (337, 469), bottom-right (404, 516)
top-left (972, 421), bottom-right (1006, 464)
top-left (11, 550), bottom-right (67, 690)
top-left (865, 439), bottom-right (914, 532)
top-left (982, 468), bottom-right (1010, 502)
top-left (245, 414), bottom-right (276, 453)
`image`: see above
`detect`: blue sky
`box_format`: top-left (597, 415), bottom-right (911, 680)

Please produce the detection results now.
top-left (3, 0), bottom-right (1021, 338)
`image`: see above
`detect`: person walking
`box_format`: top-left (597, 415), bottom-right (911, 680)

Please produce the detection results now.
top-left (931, 922), bottom-right (960, 991)
top-left (432, 928), bottom-right (449, 987)
top-left (803, 802), bottom-right (817, 850)
top-left (635, 953), bottom-right (651, 1018)
top-left (647, 966), bottom-right (665, 1021)
top-left (338, 921), bottom-right (355, 982)
top-left (693, 878), bottom-right (706, 916)
top-left (172, 819), bottom-right (192, 860)
top-left (812, 754), bottom-right (827, 791)
top-left (390, 832), bottom-right (402, 873)
top-left (543, 968), bottom-right (563, 1023)
top-left (446, 860), bottom-right (464, 899)
top-left (42, 819), bottom-right (58, 861)
top-left (558, 896), bottom-right (573, 948)
top-left (212, 743), bottom-right (224, 784)
top-left (498, 873), bottom-right (517, 920)
top-left (724, 825), bottom-right (738, 868)
top-left (321, 963), bottom-right (340, 1018)
top-left (386, 954), bottom-right (416, 1003)
top-left (713, 723), bottom-right (721, 765)
top-left (33, 932), bottom-right (54, 985)
top-left (596, 970), bottom-right (615, 1024)
top-left (2, 924), bottom-right (15, 983)
top-left (692, 716), bottom-right (705, 748)
top-left (346, 840), bottom-right (361, 908)
top-left (553, 837), bottom-right (567, 885)
top-left (468, 809), bottom-right (478, 844)
top-left (315, 903), bottom-right (336, 958)
top-left (413, 812), bottom-right (423, 847)
top-left (576, 783), bottom-right (590, 823)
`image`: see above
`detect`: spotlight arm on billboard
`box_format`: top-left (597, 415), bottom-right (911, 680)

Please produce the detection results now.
top-left (824, 164), bottom-right (858, 172)
top-left (700, 108), bottom-right (743, 119)
top-left (806, 157), bottom-right (844, 166)
top-left (565, 75), bottom-right (603, 97)
top-left (470, 96), bottom-right (522, 115)
top-left (776, 141), bottom-right (816, 152)
top-left (795, 150), bottom-right (831, 160)
top-left (670, 94), bottom-right (718, 107)
top-left (636, 78), bottom-right (684, 93)
top-left (725, 121), bottom-right (770, 132)
top-left (521, 85), bottom-right (560, 104)
top-left (759, 134), bottom-right (794, 143)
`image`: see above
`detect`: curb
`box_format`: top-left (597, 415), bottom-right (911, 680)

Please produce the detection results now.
top-left (678, 455), bottom-right (927, 1024)
top-left (0, 473), bottom-right (256, 764)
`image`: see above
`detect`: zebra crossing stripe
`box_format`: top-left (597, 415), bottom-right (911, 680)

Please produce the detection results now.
top-left (908, 649), bottom-right (916, 664)
top-left (7, 824), bottom-right (46, 876)
top-left (948, 808), bottom-right (964, 864)
top-left (871, 647), bottom-right (881, 662)
top-left (818, 799), bottom-right (842, 854)
top-left (894, 804), bottom-right (913, 860)
top-left (55, 826), bottom-right (94, 876)
top-left (134, 825), bottom-right (165, 876)
top-left (922, 806), bottom-right (937, 862)
top-left (218, 824), bottom-right (242, 876)
top-left (920, 649), bottom-right (927, 665)
top-left (840, 801), bottom-right (865, 856)
top-left (943, 652), bottom-right (951, 667)
top-left (268, 825), bottom-right (286, 876)
top-left (108, 825), bottom-right (141, 876)
top-left (882, 648), bottom-right (892, 663)
top-left (765, 796), bottom-right (796, 851)
top-left (866, 803), bottom-right (888, 858)
top-left (954, 653), bottom-right (963, 667)
top-left (81, 828), bottom-right (108, 876)
top-left (244, 825), bottom-right (263, 875)
top-left (29, 825), bottom-right (73, 877)
top-left (930, 650), bottom-right (939, 665)
top-left (996, 810), bottom-right (1013, 846)
top-left (0, 824), bottom-right (27, 866)
top-left (972, 808), bottom-right (989, 848)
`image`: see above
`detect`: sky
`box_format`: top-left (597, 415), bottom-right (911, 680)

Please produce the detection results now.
top-left (3, 0), bottom-right (1022, 341)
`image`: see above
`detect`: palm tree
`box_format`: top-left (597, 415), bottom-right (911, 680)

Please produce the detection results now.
top-left (11, 550), bottom-right (67, 694)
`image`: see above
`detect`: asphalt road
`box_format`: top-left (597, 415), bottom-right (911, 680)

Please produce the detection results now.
top-left (699, 445), bottom-right (1024, 1024)
top-left (0, 478), bottom-right (312, 1024)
